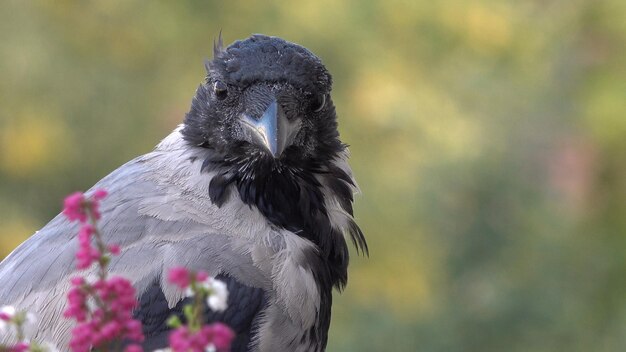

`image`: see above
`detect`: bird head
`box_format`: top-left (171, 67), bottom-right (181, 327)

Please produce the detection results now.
top-left (182, 34), bottom-right (342, 168)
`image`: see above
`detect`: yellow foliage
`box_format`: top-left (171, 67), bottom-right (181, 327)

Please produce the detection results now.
top-left (0, 217), bottom-right (35, 259)
top-left (349, 66), bottom-right (484, 162)
top-left (0, 111), bottom-right (72, 178)
top-left (441, 2), bottom-right (513, 54)
top-left (348, 240), bottom-right (444, 320)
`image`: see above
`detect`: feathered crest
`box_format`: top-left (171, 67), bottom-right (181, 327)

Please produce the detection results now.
top-left (213, 30), bottom-right (224, 58)
top-left (205, 30), bottom-right (224, 73)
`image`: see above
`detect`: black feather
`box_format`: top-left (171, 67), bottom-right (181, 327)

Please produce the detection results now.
top-left (207, 34), bottom-right (331, 93)
top-left (135, 275), bottom-right (267, 352)
top-left (209, 172), bottom-right (235, 207)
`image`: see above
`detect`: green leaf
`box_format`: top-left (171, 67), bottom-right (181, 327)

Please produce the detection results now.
top-left (183, 304), bottom-right (194, 321)
top-left (166, 315), bottom-right (182, 328)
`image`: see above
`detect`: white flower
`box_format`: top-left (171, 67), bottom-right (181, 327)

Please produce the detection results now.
top-left (205, 343), bottom-right (216, 352)
top-left (0, 305), bottom-right (16, 333)
top-left (205, 278), bottom-right (228, 312)
top-left (0, 305), bottom-right (16, 318)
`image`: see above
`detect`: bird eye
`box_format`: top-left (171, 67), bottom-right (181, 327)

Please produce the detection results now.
top-left (213, 81), bottom-right (228, 100)
top-left (312, 94), bottom-right (326, 112)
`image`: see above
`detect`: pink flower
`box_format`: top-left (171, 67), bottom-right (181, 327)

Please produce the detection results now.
top-left (206, 322), bottom-right (235, 350)
top-left (66, 276), bottom-right (144, 351)
top-left (9, 342), bottom-right (30, 352)
top-left (78, 224), bottom-right (94, 242)
top-left (124, 344), bottom-right (143, 352)
top-left (108, 244), bottom-right (121, 255)
top-left (64, 278), bottom-right (88, 322)
top-left (75, 224), bottom-right (101, 269)
top-left (70, 277), bottom-right (86, 286)
top-left (169, 327), bottom-right (194, 352)
top-left (124, 319), bottom-right (144, 341)
top-left (63, 192), bottom-right (87, 222)
top-left (76, 245), bottom-right (99, 270)
top-left (166, 267), bottom-right (235, 351)
top-left (196, 271), bottom-right (209, 282)
top-left (168, 323), bottom-right (234, 352)
top-left (64, 188), bottom-right (145, 352)
top-left (92, 189), bottom-right (108, 201)
top-left (168, 267), bottom-right (191, 289)
top-left (69, 323), bottom-right (95, 352)
top-left (63, 189), bottom-right (108, 223)
top-left (90, 189), bottom-right (108, 220)
top-left (99, 321), bottom-right (122, 341)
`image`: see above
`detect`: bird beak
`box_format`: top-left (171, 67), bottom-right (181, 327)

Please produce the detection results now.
top-left (240, 99), bottom-right (301, 158)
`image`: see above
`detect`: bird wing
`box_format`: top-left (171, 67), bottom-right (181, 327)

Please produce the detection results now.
top-left (0, 146), bottom-right (273, 348)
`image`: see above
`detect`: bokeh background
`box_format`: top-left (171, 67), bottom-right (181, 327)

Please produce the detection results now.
top-left (1, 1), bottom-right (625, 351)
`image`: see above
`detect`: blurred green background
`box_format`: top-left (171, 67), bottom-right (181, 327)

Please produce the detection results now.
top-left (1, 1), bottom-right (625, 351)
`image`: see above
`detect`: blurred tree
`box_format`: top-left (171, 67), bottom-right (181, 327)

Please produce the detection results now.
top-left (0, 1), bottom-right (624, 351)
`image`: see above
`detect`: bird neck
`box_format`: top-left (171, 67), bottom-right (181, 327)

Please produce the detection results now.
top-left (205, 150), bottom-right (352, 290)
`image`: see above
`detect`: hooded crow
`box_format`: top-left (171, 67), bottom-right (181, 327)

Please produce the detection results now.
top-left (0, 34), bottom-right (367, 352)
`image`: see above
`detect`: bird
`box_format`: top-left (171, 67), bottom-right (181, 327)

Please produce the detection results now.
top-left (0, 34), bottom-right (367, 352)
